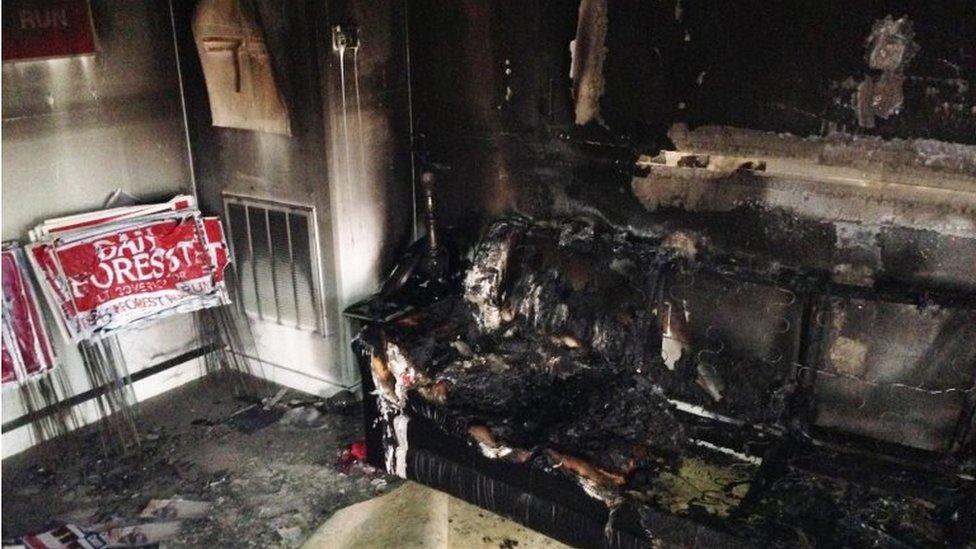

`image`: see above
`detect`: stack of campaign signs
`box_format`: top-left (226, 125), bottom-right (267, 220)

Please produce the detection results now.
top-left (25, 195), bottom-right (231, 343)
top-left (1, 243), bottom-right (58, 387)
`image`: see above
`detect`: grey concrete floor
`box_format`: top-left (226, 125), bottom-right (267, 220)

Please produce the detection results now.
top-left (2, 374), bottom-right (570, 548)
top-left (1, 374), bottom-right (401, 547)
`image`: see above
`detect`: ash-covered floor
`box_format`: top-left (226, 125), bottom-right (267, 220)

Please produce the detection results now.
top-left (1, 375), bottom-right (401, 547)
top-left (2, 375), bottom-right (569, 548)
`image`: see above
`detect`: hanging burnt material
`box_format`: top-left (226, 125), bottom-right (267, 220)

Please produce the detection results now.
top-left (570, 0), bottom-right (608, 127)
top-left (192, 0), bottom-right (292, 135)
top-left (855, 15), bottom-right (920, 128)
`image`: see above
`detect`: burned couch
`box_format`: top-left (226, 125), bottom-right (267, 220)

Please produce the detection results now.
top-left (354, 216), bottom-right (976, 548)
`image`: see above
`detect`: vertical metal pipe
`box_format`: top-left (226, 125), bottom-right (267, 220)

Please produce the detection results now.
top-left (353, 47), bottom-right (368, 190)
top-left (421, 172), bottom-right (438, 252)
top-left (403, 0), bottom-right (418, 239)
top-left (167, 0), bottom-right (197, 200)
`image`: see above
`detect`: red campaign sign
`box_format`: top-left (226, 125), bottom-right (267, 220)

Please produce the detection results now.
top-left (2, 0), bottom-right (96, 62)
top-left (29, 214), bottom-right (230, 342)
top-left (2, 245), bottom-right (58, 387)
top-left (22, 524), bottom-right (106, 549)
top-left (1, 341), bottom-right (17, 386)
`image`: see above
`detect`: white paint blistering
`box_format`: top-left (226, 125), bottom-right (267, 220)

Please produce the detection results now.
top-left (377, 397), bottom-right (398, 474)
top-left (392, 414), bottom-right (410, 478)
top-left (375, 392), bottom-right (410, 479)
top-left (660, 301), bottom-right (690, 370)
top-left (464, 225), bottom-right (519, 332)
top-left (667, 399), bottom-right (744, 426)
top-left (515, 276), bottom-right (543, 324)
top-left (385, 341), bottom-right (420, 405)
top-left (370, 350), bottom-right (411, 479)
top-left (661, 336), bottom-right (685, 370)
top-left (689, 438), bottom-right (763, 465)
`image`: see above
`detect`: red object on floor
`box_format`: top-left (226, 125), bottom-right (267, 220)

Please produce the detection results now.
top-left (337, 439), bottom-right (367, 467)
top-left (350, 440), bottom-right (367, 460)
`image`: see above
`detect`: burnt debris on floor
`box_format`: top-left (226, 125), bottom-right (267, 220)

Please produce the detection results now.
top-left (359, 216), bottom-right (976, 547)
top-left (1, 374), bottom-right (399, 548)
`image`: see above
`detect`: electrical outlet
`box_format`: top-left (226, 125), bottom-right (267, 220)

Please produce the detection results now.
top-left (332, 25), bottom-right (359, 51)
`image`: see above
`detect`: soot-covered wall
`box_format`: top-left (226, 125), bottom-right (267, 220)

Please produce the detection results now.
top-left (408, 1), bottom-right (976, 153)
top-left (404, 1), bottom-right (976, 455)
top-left (407, 0), bottom-right (976, 289)
top-left (172, 0), bottom-right (413, 389)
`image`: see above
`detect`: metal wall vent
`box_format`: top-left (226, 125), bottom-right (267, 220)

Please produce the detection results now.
top-left (223, 194), bottom-right (324, 333)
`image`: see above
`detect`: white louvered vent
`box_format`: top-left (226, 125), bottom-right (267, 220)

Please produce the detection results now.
top-left (223, 194), bottom-right (324, 333)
